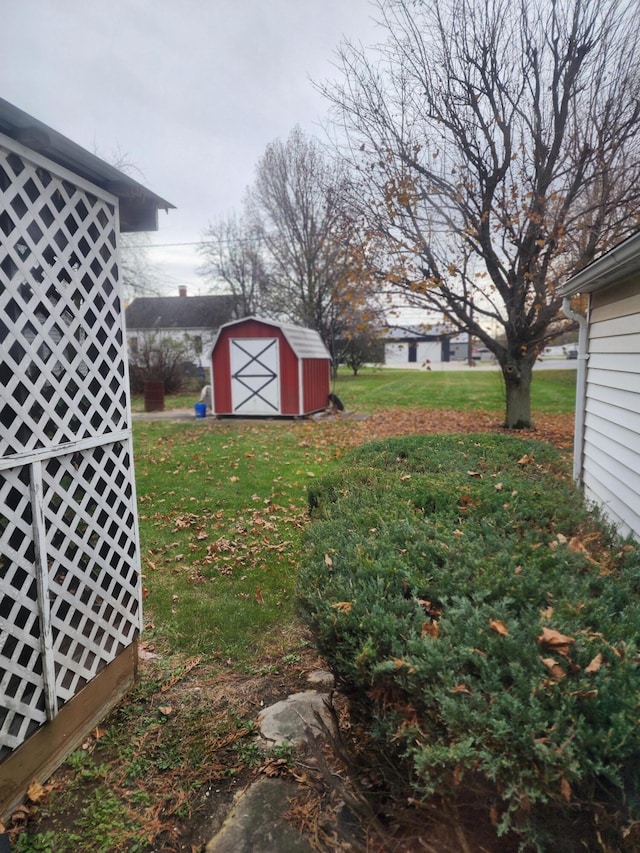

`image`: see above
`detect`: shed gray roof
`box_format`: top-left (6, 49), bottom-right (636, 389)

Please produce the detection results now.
top-left (125, 295), bottom-right (238, 330)
top-left (214, 317), bottom-right (331, 360)
top-left (278, 320), bottom-right (331, 360)
top-left (0, 98), bottom-right (173, 232)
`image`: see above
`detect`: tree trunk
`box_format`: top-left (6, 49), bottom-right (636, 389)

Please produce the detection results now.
top-left (501, 358), bottom-right (535, 429)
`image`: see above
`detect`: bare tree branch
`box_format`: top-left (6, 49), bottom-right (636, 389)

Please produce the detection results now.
top-left (321, 0), bottom-right (640, 427)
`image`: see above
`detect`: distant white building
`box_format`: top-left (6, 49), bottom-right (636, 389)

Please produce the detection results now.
top-left (124, 288), bottom-right (238, 368)
top-left (450, 334), bottom-right (498, 362)
top-left (383, 325), bottom-right (454, 365)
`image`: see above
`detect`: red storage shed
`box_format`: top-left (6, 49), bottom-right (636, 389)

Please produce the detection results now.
top-left (210, 317), bottom-right (332, 417)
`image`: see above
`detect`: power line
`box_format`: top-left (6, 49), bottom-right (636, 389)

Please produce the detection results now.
top-left (127, 235), bottom-right (268, 249)
top-left (126, 241), bottom-right (205, 249)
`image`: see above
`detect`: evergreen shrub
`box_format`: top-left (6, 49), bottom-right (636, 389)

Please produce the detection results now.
top-left (297, 434), bottom-right (640, 850)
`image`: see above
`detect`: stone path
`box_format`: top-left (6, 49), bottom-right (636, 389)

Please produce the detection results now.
top-left (204, 777), bottom-right (313, 853)
top-left (205, 672), bottom-right (336, 853)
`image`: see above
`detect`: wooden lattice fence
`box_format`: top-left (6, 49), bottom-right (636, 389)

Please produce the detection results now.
top-left (0, 131), bottom-right (142, 815)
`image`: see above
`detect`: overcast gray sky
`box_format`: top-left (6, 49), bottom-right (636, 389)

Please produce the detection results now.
top-left (2, 0), bottom-right (380, 296)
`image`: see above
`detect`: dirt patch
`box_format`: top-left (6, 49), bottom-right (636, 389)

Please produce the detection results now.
top-left (7, 635), bottom-right (522, 853)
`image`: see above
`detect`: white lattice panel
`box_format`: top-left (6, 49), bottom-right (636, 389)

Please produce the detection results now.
top-left (0, 135), bottom-right (141, 760)
top-left (0, 142), bottom-right (128, 458)
top-left (44, 443), bottom-right (140, 705)
top-left (0, 467), bottom-right (47, 759)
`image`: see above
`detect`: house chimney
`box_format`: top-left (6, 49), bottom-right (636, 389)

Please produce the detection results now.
top-left (179, 286), bottom-right (187, 297)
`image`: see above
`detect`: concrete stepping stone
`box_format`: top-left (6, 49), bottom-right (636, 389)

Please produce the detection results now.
top-left (257, 690), bottom-right (334, 746)
top-left (205, 776), bottom-right (313, 853)
top-left (206, 690), bottom-right (336, 852)
top-left (306, 669), bottom-right (334, 688)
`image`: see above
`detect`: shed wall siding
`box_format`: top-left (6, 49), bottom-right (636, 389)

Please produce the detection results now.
top-left (583, 275), bottom-right (640, 538)
top-left (302, 359), bottom-right (331, 413)
top-left (279, 338), bottom-right (300, 415)
top-left (211, 332), bottom-right (232, 413)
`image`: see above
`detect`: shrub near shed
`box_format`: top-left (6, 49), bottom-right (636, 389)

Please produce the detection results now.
top-left (297, 434), bottom-right (640, 851)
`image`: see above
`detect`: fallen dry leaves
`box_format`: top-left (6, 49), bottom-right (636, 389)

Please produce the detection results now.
top-left (489, 619), bottom-right (509, 637)
top-left (26, 780), bottom-right (49, 804)
top-left (585, 653), bottom-right (604, 674)
top-left (537, 627), bottom-right (575, 657)
top-left (540, 657), bottom-right (566, 682)
top-left (314, 408), bottom-right (575, 452)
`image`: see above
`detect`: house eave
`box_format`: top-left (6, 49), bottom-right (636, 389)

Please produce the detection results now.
top-left (0, 98), bottom-right (174, 232)
top-left (559, 232), bottom-right (640, 297)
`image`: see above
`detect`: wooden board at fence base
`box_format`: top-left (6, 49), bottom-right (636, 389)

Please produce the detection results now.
top-left (0, 641), bottom-right (138, 820)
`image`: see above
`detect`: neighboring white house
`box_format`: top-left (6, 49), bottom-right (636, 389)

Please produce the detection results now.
top-left (124, 288), bottom-right (238, 370)
top-left (383, 325), bottom-right (454, 365)
top-left (559, 232), bottom-right (640, 540)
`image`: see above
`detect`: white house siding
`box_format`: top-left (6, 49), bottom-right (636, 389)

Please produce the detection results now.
top-left (418, 341), bottom-right (443, 363)
top-left (126, 327), bottom-right (215, 365)
top-left (385, 343), bottom-right (407, 365)
top-left (582, 277), bottom-right (640, 538)
top-left (385, 340), bottom-right (443, 365)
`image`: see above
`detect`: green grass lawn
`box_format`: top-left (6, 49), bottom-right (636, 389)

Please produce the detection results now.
top-left (134, 418), bottom-right (340, 663)
top-left (133, 367), bottom-right (577, 417)
top-left (133, 368), bottom-right (575, 664)
top-left (332, 366), bottom-right (577, 414)
top-left (130, 390), bottom-right (198, 413)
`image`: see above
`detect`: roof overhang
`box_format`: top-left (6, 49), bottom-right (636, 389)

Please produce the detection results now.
top-left (559, 232), bottom-right (640, 297)
top-left (382, 325), bottom-right (452, 342)
top-left (0, 98), bottom-right (174, 232)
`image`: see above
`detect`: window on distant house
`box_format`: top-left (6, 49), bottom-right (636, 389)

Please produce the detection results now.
top-left (130, 337), bottom-right (138, 354)
top-left (194, 336), bottom-right (202, 355)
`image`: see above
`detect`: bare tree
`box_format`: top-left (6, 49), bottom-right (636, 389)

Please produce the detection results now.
top-left (338, 316), bottom-right (385, 375)
top-left (198, 213), bottom-right (268, 316)
top-left (322, 0), bottom-right (640, 427)
top-left (95, 146), bottom-right (163, 299)
top-left (127, 330), bottom-right (192, 395)
top-left (247, 126), bottom-right (379, 359)
top-left (119, 232), bottom-right (163, 299)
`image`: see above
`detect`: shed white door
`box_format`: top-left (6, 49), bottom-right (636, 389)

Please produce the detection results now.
top-left (230, 338), bottom-right (281, 415)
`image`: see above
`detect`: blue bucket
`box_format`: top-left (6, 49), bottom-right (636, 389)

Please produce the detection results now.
top-left (194, 402), bottom-right (207, 419)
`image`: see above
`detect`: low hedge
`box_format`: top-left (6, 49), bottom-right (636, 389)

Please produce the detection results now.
top-left (297, 434), bottom-right (640, 851)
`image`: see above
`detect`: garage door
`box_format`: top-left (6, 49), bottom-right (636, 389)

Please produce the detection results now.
top-left (230, 338), bottom-right (280, 415)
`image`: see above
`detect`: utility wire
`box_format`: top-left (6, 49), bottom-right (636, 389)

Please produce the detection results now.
top-left (128, 235), bottom-right (268, 249)
top-left (124, 241), bottom-right (205, 248)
